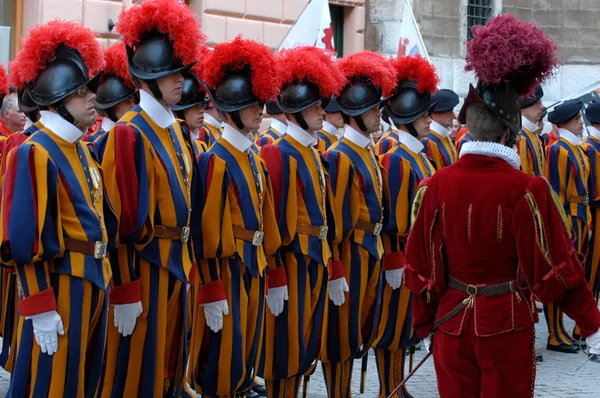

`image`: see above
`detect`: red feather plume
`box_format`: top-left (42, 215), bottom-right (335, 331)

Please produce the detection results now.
top-left (465, 14), bottom-right (558, 97)
top-left (11, 20), bottom-right (103, 89)
top-left (117, 0), bottom-right (206, 68)
top-left (337, 51), bottom-right (397, 98)
top-left (103, 41), bottom-right (133, 88)
top-left (190, 46), bottom-right (210, 93)
top-left (203, 36), bottom-right (279, 102)
top-left (0, 65), bottom-right (7, 95)
top-left (391, 55), bottom-right (438, 94)
top-left (277, 46), bottom-right (343, 98)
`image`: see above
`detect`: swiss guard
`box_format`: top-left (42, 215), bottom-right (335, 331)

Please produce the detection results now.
top-left (85, 41), bottom-right (138, 142)
top-left (199, 99), bottom-right (224, 147)
top-left (186, 36), bottom-right (281, 397)
top-left (422, 89), bottom-right (459, 168)
top-left (255, 100), bottom-right (287, 147)
top-left (316, 97), bottom-right (344, 151)
top-left (374, 54), bottom-right (438, 398)
top-left (405, 14), bottom-right (600, 397)
top-left (0, 20), bottom-right (113, 396)
top-left (518, 85), bottom-right (546, 176)
top-left (95, 0), bottom-right (205, 396)
top-left (321, 50), bottom-right (396, 398)
top-left (546, 99), bottom-right (590, 347)
top-left (259, 45), bottom-right (343, 398)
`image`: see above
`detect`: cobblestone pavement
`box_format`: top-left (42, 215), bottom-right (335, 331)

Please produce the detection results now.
top-left (0, 312), bottom-right (597, 397)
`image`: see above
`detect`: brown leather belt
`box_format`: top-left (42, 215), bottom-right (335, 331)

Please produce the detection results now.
top-left (155, 225), bottom-right (190, 244)
top-left (433, 277), bottom-right (516, 330)
top-left (64, 237), bottom-right (108, 259)
top-left (355, 219), bottom-right (383, 236)
top-left (570, 195), bottom-right (590, 205)
top-left (297, 223), bottom-right (328, 240)
top-left (233, 226), bottom-right (264, 246)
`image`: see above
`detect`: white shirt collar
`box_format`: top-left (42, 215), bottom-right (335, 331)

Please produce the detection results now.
top-left (101, 117), bottom-right (116, 132)
top-left (222, 123), bottom-right (253, 153)
top-left (588, 126), bottom-right (600, 141)
top-left (40, 111), bottom-right (84, 143)
top-left (521, 116), bottom-right (538, 134)
top-left (287, 121), bottom-right (317, 148)
top-left (344, 125), bottom-right (371, 148)
top-left (139, 90), bottom-right (176, 129)
top-left (191, 128), bottom-right (200, 141)
top-left (430, 120), bottom-right (451, 138)
top-left (270, 118), bottom-right (288, 135)
top-left (204, 112), bottom-right (222, 130)
top-left (397, 129), bottom-right (425, 154)
top-left (322, 121), bottom-right (338, 136)
top-left (557, 127), bottom-right (581, 145)
top-left (459, 141), bottom-right (521, 169)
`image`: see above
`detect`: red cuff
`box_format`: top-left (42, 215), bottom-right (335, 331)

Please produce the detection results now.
top-left (197, 280), bottom-right (227, 305)
top-left (19, 288), bottom-right (57, 317)
top-left (268, 266), bottom-right (287, 289)
top-left (382, 251), bottom-right (405, 271)
top-left (188, 263), bottom-right (198, 284)
top-left (328, 259), bottom-right (345, 280)
top-left (5, 267), bottom-right (15, 274)
top-left (109, 279), bottom-right (142, 305)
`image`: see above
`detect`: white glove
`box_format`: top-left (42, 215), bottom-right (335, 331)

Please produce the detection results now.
top-left (266, 286), bottom-right (289, 316)
top-left (423, 334), bottom-right (433, 353)
top-left (201, 299), bottom-right (229, 333)
top-left (25, 310), bottom-right (64, 355)
top-left (587, 328), bottom-right (600, 354)
top-left (113, 301), bottom-right (143, 337)
top-left (328, 277), bottom-right (349, 307)
top-left (385, 268), bottom-right (403, 290)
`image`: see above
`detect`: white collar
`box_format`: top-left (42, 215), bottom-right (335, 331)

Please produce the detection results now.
top-left (191, 128), bottom-right (200, 141)
top-left (344, 125), bottom-right (371, 148)
top-left (322, 120), bottom-right (338, 136)
top-left (430, 120), bottom-right (451, 138)
top-left (588, 126), bottom-right (600, 141)
top-left (459, 141), bottom-right (521, 169)
top-left (287, 121), bottom-right (317, 148)
top-left (222, 123), bottom-right (253, 153)
top-left (557, 127), bottom-right (581, 145)
top-left (139, 90), bottom-right (176, 129)
top-left (270, 118), bottom-right (288, 135)
top-left (204, 113), bottom-right (222, 129)
top-left (23, 118), bottom-right (34, 130)
top-left (521, 116), bottom-right (538, 134)
top-left (40, 111), bottom-right (84, 143)
top-left (397, 129), bottom-right (425, 154)
top-left (101, 117), bottom-right (116, 132)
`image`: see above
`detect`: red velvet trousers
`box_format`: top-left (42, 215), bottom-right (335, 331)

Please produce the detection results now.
top-left (433, 310), bottom-right (536, 398)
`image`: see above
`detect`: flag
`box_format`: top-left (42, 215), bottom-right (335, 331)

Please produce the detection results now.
top-left (397, 0), bottom-right (429, 60)
top-left (278, 0), bottom-right (335, 53)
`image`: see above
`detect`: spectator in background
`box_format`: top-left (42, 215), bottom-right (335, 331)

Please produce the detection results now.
top-left (450, 117), bottom-right (461, 139)
top-left (0, 93), bottom-right (25, 136)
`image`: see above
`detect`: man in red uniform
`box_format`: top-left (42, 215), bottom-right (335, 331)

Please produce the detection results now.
top-left (0, 92), bottom-right (25, 137)
top-left (404, 15), bottom-right (600, 397)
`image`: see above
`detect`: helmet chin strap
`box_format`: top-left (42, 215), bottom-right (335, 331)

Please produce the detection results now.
top-left (145, 79), bottom-right (163, 101)
top-left (106, 107), bottom-right (118, 123)
top-left (230, 111), bottom-right (245, 130)
top-left (353, 115), bottom-right (368, 133)
top-left (294, 112), bottom-right (309, 130)
top-left (27, 110), bottom-right (39, 123)
top-left (406, 122), bottom-right (419, 138)
top-left (54, 102), bottom-right (76, 125)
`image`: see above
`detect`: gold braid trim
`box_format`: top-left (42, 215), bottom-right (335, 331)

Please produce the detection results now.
top-left (411, 185), bottom-right (429, 225)
top-left (541, 177), bottom-right (572, 240)
top-left (525, 192), bottom-right (553, 267)
top-left (497, 205), bottom-right (503, 242)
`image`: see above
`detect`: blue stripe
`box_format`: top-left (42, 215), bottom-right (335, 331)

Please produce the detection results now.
top-left (424, 134), bottom-right (454, 166)
top-left (86, 288), bottom-right (107, 398)
top-left (65, 277), bottom-right (84, 396)
top-left (141, 265), bottom-right (160, 396)
top-left (229, 259), bottom-right (243, 392)
top-left (557, 141), bottom-right (588, 220)
top-left (522, 130), bottom-right (543, 176)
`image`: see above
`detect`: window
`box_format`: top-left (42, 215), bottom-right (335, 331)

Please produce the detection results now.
top-left (467, 0), bottom-right (493, 40)
top-left (329, 4), bottom-right (344, 57)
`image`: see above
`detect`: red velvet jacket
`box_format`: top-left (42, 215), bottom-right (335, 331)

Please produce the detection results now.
top-left (405, 152), bottom-right (600, 339)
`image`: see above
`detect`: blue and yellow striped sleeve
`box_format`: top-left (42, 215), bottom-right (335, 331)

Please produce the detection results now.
top-left (545, 144), bottom-right (571, 209)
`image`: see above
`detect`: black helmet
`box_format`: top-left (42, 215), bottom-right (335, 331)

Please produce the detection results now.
top-left (95, 75), bottom-right (137, 111)
top-left (205, 67), bottom-right (260, 113)
top-left (324, 97), bottom-right (341, 113)
top-left (18, 88), bottom-right (40, 123)
top-left (278, 80), bottom-right (328, 114)
top-left (26, 44), bottom-right (102, 107)
top-left (386, 80), bottom-right (436, 126)
top-left (172, 70), bottom-right (207, 111)
top-left (338, 80), bottom-right (387, 117)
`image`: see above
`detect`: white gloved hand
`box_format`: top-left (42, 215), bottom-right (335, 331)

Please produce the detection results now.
top-left (385, 268), bottom-right (404, 290)
top-left (328, 277), bottom-right (349, 307)
top-left (423, 333), bottom-right (433, 353)
top-left (266, 286), bottom-right (289, 316)
top-left (25, 310), bottom-right (64, 355)
top-left (587, 327), bottom-right (600, 354)
top-left (201, 299), bottom-right (229, 333)
top-left (113, 301), bottom-right (143, 337)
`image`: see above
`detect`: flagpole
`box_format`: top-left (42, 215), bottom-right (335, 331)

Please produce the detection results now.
top-left (277, 0), bottom-right (314, 51)
top-left (404, 0), bottom-right (430, 61)
top-left (546, 80), bottom-right (600, 110)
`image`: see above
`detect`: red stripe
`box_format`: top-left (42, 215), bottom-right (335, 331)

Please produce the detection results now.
top-left (259, 145), bottom-right (283, 219)
top-left (114, 125), bottom-right (140, 236)
top-left (205, 155), bottom-right (215, 200)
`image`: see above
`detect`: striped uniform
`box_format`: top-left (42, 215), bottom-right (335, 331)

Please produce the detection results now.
top-left (96, 104), bottom-right (196, 397)
top-left (518, 127), bottom-right (546, 177)
top-left (373, 128), bottom-right (399, 156)
top-left (186, 135), bottom-right (280, 397)
top-left (256, 127), bottom-right (283, 148)
top-left (373, 140), bottom-right (435, 398)
top-left (422, 128), bottom-right (458, 169)
top-left (83, 128), bottom-right (108, 143)
top-left (321, 135), bottom-right (385, 398)
top-left (580, 135), bottom-right (600, 293)
top-left (316, 128), bottom-right (337, 152)
top-left (546, 136), bottom-right (591, 343)
top-left (259, 133), bottom-right (334, 398)
top-left (456, 131), bottom-right (473, 155)
top-left (199, 122), bottom-right (223, 148)
top-left (0, 121), bottom-right (43, 372)
top-left (0, 126), bottom-right (113, 397)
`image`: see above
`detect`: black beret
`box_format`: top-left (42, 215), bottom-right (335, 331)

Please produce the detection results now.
top-left (548, 99), bottom-right (583, 125)
top-left (520, 85), bottom-right (544, 109)
top-left (586, 102), bottom-right (600, 124)
top-left (324, 97), bottom-right (341, 113)
top-left (266, 100), bottom-right (283, 115)
top-left (431, 89), bottom-right (459, 113)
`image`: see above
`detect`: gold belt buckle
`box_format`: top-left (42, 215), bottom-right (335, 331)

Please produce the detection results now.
top-left (318, 226), bottom-right (329, 240)
top-left (181, 226), bottom-right (191, 244)
top-left (94, 241), bottom-right (108, 259)
top-left (373, 222), bottom-right (383, 236)
top-left (252, 231), bottom-right (264, 246)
